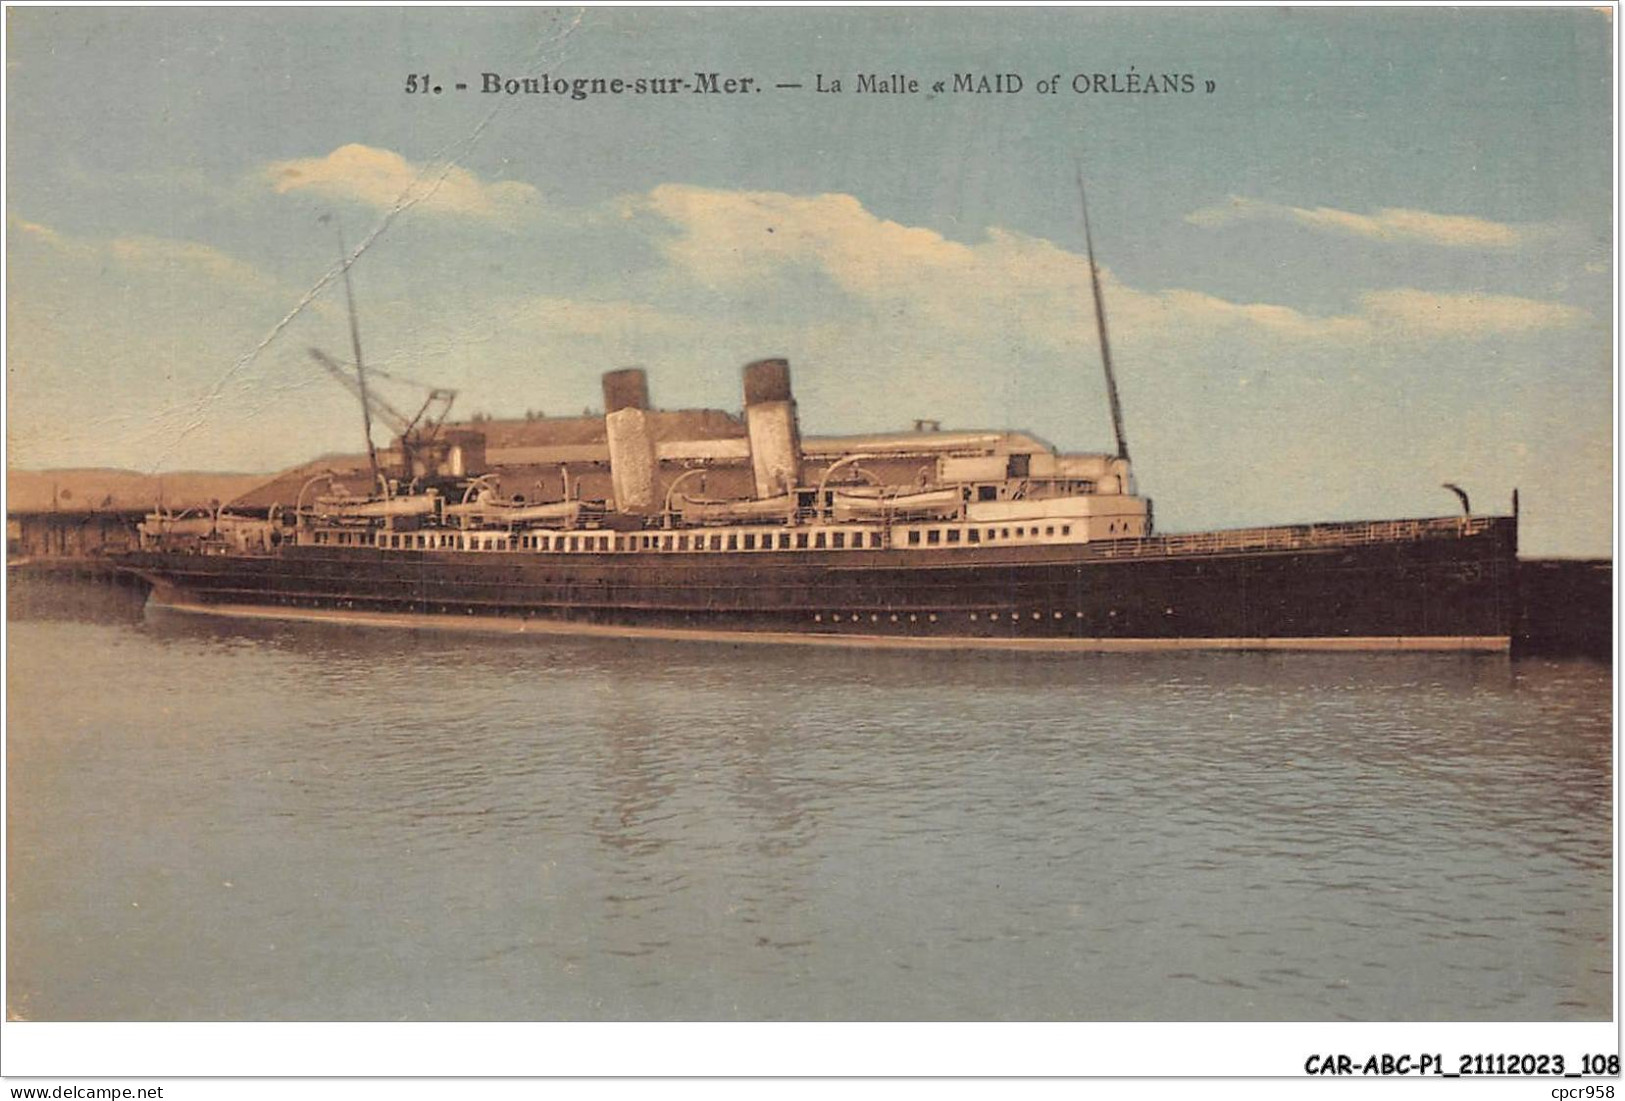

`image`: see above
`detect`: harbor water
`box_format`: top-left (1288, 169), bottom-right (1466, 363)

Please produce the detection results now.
top-left (6, 578), bottom-right (1612, 1021)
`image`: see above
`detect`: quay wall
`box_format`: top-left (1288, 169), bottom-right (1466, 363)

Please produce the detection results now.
top-left (1515, 558), bottom-right (1611, 659)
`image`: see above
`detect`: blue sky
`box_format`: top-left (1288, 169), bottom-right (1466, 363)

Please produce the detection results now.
top-left (5, 7), bottom-right (1613, 554)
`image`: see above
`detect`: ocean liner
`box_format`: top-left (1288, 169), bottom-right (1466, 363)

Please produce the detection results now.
top-left (119, 200), bottom-right (1519, 651)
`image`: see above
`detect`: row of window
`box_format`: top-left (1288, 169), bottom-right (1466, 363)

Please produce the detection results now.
top-left (308, 528), bottom-right (883, 552)
top-left (812, 608), bottom-right (1168, 624)
top-left (811, 610), bottom-right (1097, 624)
top-left (907, 523), bottom-right (1074, 546)
top-left (307, 521), bottom-right (1104, 553)
top-left (594, 529), bottom-right (889, 553)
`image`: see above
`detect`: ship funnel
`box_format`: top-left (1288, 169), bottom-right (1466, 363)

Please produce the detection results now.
top-left (742, 358), bottom-right (802, 499)
top-left (602, 368), bottom-right (650, 415)
top-left (602, 368), bottom-right (658, 514)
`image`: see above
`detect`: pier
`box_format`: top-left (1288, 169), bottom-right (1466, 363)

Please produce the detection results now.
top-left (1514, 558), bottom-right (1612, 659)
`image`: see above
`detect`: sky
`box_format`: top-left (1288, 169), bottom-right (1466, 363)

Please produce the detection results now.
top-left (4, 7), bottom-right (1614, 555)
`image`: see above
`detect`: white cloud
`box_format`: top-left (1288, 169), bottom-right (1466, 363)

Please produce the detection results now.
top-left (640, 185), bottom-right (975, 295)
top-left (108, 235), bottom-right (272, 290)
top-left (1358, 288), bottom-right (1591, 337)
top-left (635, 186), bottom-right (1585, 350)
top-left (8, 217), bottom-right (272, 291)
top-left (1111, 282), bottom-right (1370, 343)
top-left (1108, 279), bottom-right (1589, 345)
top-left (266, 144), bottom-right (541, 225)
top-left (1186, 196), bottom-right (1536, 249)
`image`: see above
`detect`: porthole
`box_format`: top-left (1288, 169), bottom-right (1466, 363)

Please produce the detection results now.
top-left (970, 613), bottom-right (978, 621)
top-left (928, 613), bottom-right (937, 623)
top-left (1053, 612), bottom-right (1063, 619)
top-left (889, 614), bottom-right (898, 623)
top-left (909, 614), bottom-right (917, 622)
top-left (814, 614), bottom-right (822, 622)
top-left (990, 612), bottom-right (1000, 621)
top-left (1032, 612), bottom-right (1041, 620)
top-left (870, 614), bottom-right (879, 622)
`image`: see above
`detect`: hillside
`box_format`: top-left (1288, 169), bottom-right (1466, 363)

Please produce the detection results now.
top-left (6, 468), bottom-right (270, 513)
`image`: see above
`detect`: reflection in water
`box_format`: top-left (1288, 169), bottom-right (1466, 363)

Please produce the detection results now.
top-left (594, 693), bottom-right (678, 859)
top-left (7, 574), bottom-right (150, 625)
top-left (4, 588), bottom-right (1613, 1020)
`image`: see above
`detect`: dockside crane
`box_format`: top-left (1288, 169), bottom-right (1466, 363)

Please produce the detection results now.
top-left (308, 347), bottom-right (458, 480)
top-left (312, 213), bottom-right (459, 483)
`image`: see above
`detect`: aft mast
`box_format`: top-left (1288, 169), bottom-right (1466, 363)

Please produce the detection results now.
top-left (1075, 168), bottom-right (1130, 463)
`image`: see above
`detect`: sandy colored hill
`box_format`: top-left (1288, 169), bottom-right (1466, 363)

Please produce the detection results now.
top-left (6, 468), bottom-right (270, 513)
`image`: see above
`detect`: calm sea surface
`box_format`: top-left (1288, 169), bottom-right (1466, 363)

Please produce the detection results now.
top-left (6, 579), bottom-right (1612, 1021)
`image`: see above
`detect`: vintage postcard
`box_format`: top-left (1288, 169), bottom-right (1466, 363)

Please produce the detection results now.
top-left (3, 4), bottom-right (1614, 1085)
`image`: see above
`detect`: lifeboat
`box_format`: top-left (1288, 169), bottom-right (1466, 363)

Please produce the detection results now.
top-left (491, 500), bottom-right (585, 524)
top-left (831, 487), bottom-right (961, 520)
top-left (313, 493), bottom-right (439, 519)
top-left (443, 489), bottom-right (589, 526)
top-left (678, 494), bottom-right (796, 525)
top-left (443, 498), bottom-right (585, 524)
top-left (438, 493), bottom-right (585, 522)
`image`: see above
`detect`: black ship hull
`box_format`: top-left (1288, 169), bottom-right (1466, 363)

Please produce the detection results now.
top-left (121, 515), bottom-right (1518, 651)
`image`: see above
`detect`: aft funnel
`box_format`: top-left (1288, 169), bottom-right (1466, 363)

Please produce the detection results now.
top-left (602, 368), bottom-right (657, 514)
top-left (742, 358), bottom-right (802, 499)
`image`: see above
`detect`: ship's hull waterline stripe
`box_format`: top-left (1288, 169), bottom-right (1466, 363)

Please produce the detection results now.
top-left (146, 597), bottom-right (1512, 653)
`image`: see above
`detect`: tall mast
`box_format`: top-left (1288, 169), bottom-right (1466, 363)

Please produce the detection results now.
top-left (1076, 168), bottom-right (1130, 462)
top-left (328, 215), bottom-right (381, 486)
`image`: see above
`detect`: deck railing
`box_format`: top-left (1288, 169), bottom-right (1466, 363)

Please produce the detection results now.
top-left (1089, 514), bottom-right (1505, 561)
